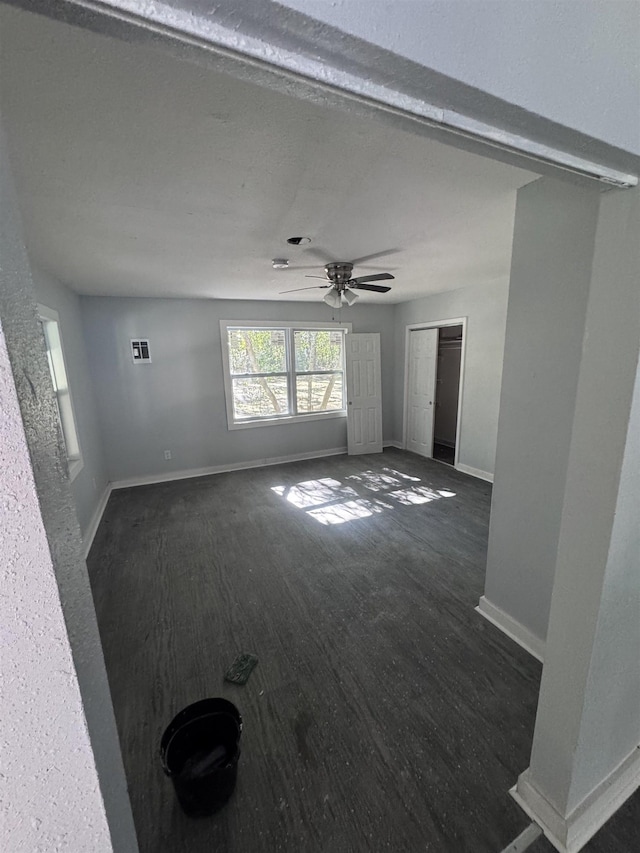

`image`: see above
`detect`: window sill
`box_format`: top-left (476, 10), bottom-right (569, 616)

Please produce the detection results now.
top-left (68, 458), bottom-right (84, 482)
top-left (228, 410), bottom-right (347, 431)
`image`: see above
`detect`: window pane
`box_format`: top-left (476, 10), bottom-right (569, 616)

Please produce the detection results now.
top-left (296, 373), bottom-right (344, 413)
top-left (57, 389), bottom-right (81, 460)
top-left (294, 330), bottom-right (342, 371)
top-left (232, 376), bottom-right (289, 419)
top-left (40, 317), bottom-right (81, 461)
top-left (228, 329), bottom-right (286, 374)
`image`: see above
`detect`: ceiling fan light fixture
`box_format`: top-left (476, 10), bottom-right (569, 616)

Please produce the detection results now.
top-left (323, 290), bottom-right (342, 309)
top-left (272, 258), bottom-right (289, 269)
top-left (343, 288), bottom-right (359, 306)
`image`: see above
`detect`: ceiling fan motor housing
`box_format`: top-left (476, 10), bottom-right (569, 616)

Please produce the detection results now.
top-left (325, 262), bottom-right (354, 289)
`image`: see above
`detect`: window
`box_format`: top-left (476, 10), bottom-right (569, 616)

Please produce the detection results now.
top-left (221, 321), bottom-right (350, 429)
top-left (37, 305), bottom-right (83, 480)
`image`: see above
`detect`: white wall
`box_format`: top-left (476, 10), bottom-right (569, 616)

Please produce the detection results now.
top-left (484, 178), bottom-right (600, 647)
top-left (81, 296), bottom-right (395, 482)
top-left (31, 268), bottom-right (108, 537)
top-left (279, 0), bottom-right (640, 158)
top-left (394, 280), bottom-right (509, 479)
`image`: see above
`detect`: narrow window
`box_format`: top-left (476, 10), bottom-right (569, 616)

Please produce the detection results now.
top-left (37, 305), bottom-right (83, 479)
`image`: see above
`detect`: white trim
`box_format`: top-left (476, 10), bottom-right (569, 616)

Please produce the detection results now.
top-left (226, 410), bottom-right (347, 430)
top-left (81, 484), bottom-right (112, 559)
top-left (383, 440), bottom-right (403, 449)
top-left (68, 458), bottom-right (84, 482)
top-left (37, 303), bottom-right (60, 323)
top-left (402, 317), bottom-right (467, 466)
top-left (476, 596), bottom-right (545, 663)
top-left (110, 446), bottom-right (348, 490)
top-left (220, 320), bottom-right (353, 331)
top-left (510, 747), bottom-right (640, 853)
top-left (499, 823), bottom-right (542, 853)
top-left (224, 410), bottom-right (347, 431)
top-left (456, 463), bottom-right (494, 483)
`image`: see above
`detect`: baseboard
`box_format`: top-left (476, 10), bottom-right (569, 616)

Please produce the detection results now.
top-left (511, 747), bottom-right (640, 853)
top-left (110, 446), bottom-right (349, 491)
top-left (81, 484), bottom-right (112, 559)
top-left (476, 596), bottom-right (545, 663)
top-left (383, 440), bottom-right (403, 449)
top-left (456, 462), bottom-right (494, 483)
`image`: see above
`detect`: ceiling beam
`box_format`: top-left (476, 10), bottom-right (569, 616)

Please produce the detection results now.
top-left (5, 0), bottom-right (638, 189)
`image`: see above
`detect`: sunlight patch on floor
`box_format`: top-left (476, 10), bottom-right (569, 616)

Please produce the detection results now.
top-left (271, 468), bottom-right (456, 525)
top-left (389, 486), bottom-right (441, 505)
top-left (272, 478), bottom-right (358, 509)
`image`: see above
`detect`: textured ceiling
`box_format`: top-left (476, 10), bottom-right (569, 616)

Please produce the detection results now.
top-left (0, 5), bottom-right (537, 303)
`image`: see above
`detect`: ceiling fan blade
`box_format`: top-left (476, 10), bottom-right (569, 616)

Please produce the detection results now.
top-left (304, 275), bottom-right (330, 280)
top-left (354, 265), bottom-right (399, 271)
top-left (279, 285), bottom-right (330, 293)
top-left (350, 273), bottom-right (395, 284)
top-left (350, 283), bottom-right (392, 293)
top-left (303, 246), bottom-right (333, 263)
top-left (349, 248), bottom-right (401, 266)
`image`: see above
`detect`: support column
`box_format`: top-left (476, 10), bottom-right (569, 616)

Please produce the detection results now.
top-left (512, 186), bottom-right (640, 851)
top-left (481, 177), bottom-right (601, 656)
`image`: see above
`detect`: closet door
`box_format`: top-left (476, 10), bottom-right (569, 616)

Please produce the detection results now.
top-left (406, 328), bottom-right (438, 458)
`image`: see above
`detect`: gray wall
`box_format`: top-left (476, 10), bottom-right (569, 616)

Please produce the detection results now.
top-left (0, 119), bottom-right (136, 852)
top-left (568, 354), bottom-right (640, 807)
top-left (31, 267), bottom-right (108, 536)
top-left (484, 177), bottom-right (600, 646)
top-left (394, 280), bottom-right (510, 478)
top-left (81, 296), bottom-right (395, 482)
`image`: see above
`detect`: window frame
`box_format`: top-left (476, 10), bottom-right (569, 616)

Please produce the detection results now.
top-left (37, 304), bottom-right (84, 481)
top-left (220, 320), bottom-right (351, 430)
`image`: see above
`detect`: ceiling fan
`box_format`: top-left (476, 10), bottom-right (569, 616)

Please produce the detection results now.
top-left (280, 261), bottom-right (394, 307)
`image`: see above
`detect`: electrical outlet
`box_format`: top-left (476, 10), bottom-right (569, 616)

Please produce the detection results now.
top-left (164, 450), bottom-right (171, 460)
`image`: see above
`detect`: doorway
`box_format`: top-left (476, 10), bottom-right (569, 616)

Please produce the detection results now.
top-left (433, 325), bottom-right (463, 465)
top-left (404, 319), bottom-right (466, 467)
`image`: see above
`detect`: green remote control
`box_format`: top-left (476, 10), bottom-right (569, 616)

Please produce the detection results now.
top-left (224, 653), bottom-right (258, 685)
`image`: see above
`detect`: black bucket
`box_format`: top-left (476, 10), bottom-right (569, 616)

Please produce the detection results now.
top-left (160, 698), bottom-right (242, 817)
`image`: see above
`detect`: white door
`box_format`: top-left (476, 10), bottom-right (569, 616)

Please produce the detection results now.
top-left (346, 333), bottom-right (383, 455)
top-left (406, 328), bottom-right (438, 457)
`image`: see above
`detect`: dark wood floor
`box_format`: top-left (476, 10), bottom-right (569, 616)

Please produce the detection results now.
top-left (87, 449), bottom-right (639, 852)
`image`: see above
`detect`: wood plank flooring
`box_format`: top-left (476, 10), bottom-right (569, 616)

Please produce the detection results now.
top-left (87, 449), bottom-right (639, 852)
